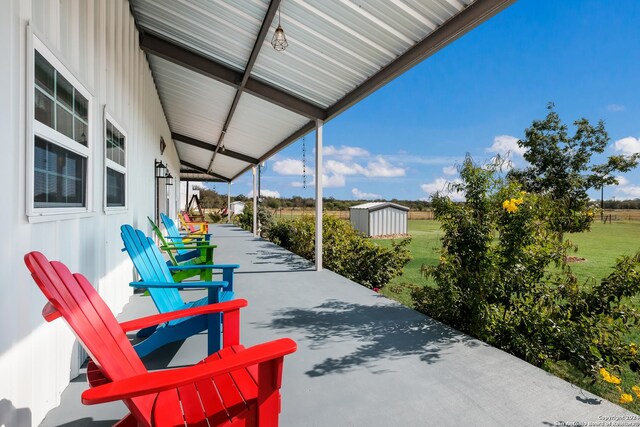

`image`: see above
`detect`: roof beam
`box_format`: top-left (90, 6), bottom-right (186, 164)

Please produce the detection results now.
top-left (180, 161), bottom-right (231, 182)
top-left (326, 0), bottom-right (515, 120)
top-left (173, 133), bottom-right (259, 164)
top-left (207, 0), bottom-right (282, 172)
top-left (139, 32), bottom-right (325, 120)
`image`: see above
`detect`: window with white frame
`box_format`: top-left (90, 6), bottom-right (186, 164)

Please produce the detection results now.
top-left (104, 115), bottom-right (126, 209)
top-left (31, 38), bottom-right (91, 212)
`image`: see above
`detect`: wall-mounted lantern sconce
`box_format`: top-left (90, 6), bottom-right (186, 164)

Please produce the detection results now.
top-left (166, 172), bottom-right (174, 186)
top-left (155, 160), bottom-right (167, 179)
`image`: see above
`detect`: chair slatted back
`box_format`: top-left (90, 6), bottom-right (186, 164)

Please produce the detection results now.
top-left (120, 224), bottom-right (184, 313)
top-left (24, 252), bottom-right (154, 424)
top-left (147, 217), bottom-right (179, 265)
top-left (160, 213), bottom-right (188, 254)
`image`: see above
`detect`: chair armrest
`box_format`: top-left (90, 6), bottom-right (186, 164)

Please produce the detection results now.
top-left (164, 234), bottom-right (210, 241)
top-left (167, 264), bottom-right (239, 271)
top-left (129, 280), bottom-right (227, 289)
top-left (119, 299), bottom-right (248, 332)
top-left (160, 243), bottom-right (217, 250)
top-left (81, 338), bottom-right (297, 405)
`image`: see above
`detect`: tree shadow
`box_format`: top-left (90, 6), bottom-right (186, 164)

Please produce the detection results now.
top-left (257, 299), bottom-right (480, 377)
top-left (250, 242), bottom-right (313, 270)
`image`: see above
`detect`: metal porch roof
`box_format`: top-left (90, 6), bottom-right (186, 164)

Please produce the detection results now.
top-left (129, 0), bottom-right (514, 182)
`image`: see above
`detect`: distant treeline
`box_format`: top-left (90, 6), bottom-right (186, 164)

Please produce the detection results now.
top-left (196, 186), bottom-right (640, 211)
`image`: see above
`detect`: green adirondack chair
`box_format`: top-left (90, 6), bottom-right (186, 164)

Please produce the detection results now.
top-left (148, 216), bottom-right (215, 282)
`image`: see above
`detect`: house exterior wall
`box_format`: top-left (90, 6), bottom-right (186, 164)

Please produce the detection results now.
top-left (369, 207), bottom-right (408, 237)
top-left (0, 1), bottom-right (178, 425)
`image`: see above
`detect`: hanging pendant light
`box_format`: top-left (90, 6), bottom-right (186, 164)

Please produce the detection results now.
top-left (271, 6), bottom-right (288, 52)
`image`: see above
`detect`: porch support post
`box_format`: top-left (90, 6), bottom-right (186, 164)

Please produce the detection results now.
top-left (315, 119), bottom-right (323, 271)
top-left (227, 182), bottom-right (231, 223)
top-left (252, 166), bottom-right (258, 236)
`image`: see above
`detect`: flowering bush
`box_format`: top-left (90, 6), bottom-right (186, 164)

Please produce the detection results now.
top-left (412, 155), bottom-right (640, 392)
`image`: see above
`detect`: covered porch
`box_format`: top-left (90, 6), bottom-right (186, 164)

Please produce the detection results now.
top-left (40, 224), bottom-right (631, 426)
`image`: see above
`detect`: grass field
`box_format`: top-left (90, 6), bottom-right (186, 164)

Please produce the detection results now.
top-left (373, 219), bottom-right (640, 306)
top-left (373, 219), bottom-right (640, 412)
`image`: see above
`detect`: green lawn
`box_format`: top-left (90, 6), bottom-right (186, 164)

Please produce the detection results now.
top-left (373, 219), bottom-right (640, 412)
top-left (374, 220), bottom-right (640, 305)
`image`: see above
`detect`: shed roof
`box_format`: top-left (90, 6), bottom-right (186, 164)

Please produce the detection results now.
top-left (350, 201), bottom-right (410, 212)
top-left (129, 0), bottom-right (514, 182)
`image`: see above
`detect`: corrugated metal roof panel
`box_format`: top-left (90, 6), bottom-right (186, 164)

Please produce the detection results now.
top-left (150, 55), bottom-right (235, 144)
top-left (131, 0), bottom-right (268, 72)
top-left (350, 202), bottom-right (409, 211)
top-left (250, 0), bottom-right (471, 107)
top-left (210, 155), bottom-right (250, 179)
top-left (223, 92), bottom-right (309, 158)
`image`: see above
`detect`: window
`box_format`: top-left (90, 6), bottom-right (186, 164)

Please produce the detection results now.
top-left (30, 36), bottom-right (91, 215)
top-left (104, 116), bottom-right (127, 209)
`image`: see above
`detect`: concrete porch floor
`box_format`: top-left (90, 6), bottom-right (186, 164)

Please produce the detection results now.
top-left (40, 224), bottom-right (632, 426)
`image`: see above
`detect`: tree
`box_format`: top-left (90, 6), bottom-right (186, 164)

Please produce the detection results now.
top-left (508, 103), bottom-right (638, 234)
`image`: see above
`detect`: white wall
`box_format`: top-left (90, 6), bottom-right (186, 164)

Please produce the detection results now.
top-left (370, 207), bottom-right (408, 236)
top-left (0, 1), bottom-right (179, 425)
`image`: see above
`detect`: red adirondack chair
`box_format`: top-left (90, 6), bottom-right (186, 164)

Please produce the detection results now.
top-left (24, 251), bottom-right (297, 426)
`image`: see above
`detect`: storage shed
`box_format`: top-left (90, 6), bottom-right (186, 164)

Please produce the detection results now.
top-left (350, 202), bottom-right (410, 237)
top-left (230, 201), bottom-right (246, 215)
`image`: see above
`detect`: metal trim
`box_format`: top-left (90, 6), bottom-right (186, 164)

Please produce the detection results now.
top-left (180, 160), bottom-right (231, 182)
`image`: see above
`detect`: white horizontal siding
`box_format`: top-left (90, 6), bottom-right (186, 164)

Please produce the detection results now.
top-left (0, 1), bottom-right (177, 425)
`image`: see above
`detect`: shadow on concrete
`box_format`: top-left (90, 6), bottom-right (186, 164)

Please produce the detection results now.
top-left (259, 299), bottom-right (480, 377)
top-left (0, 399), bottom-right (32, 427)
top-left (55, 419), bottom-right (120, 427)
top-left (249, 243), bottom-right (313, 270)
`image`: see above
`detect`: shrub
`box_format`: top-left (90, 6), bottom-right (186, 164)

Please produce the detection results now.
top-left (232, 204), bottom-right (274, 237)
top-left (412, 155), bottom-right (640, 382)
top-left (269, 215), bottom-right (411, 289)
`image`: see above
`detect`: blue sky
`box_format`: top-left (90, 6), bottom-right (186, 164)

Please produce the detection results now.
top-left (223, 0), bottom-right (640, 201)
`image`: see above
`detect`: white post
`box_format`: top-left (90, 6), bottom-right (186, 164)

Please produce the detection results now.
top-left (315, 119), bottom-right (323, 271)
top-left (252, 166), bottom-right (258, 236)
top-left (227, 182), bottom-right (231, 223)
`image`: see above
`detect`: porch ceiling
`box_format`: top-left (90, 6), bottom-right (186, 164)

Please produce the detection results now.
top-left (129, 0), bottom-right (514, 182)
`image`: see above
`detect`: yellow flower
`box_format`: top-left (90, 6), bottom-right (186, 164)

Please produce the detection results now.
top-left (520, 191), bottom-right (526, 196)
top-left (502, 199), bottom-right (518, 213)
top-left (630, 343), bottom-right (637, 356)
top-left (587, 210), bottom-right (594, 217)
top-left (513, 197), bottom-right (524, 205)
top-left (632, 385), bottom-right (640, 398)
top-left (600, 368), bottom-right (622, 384)
top-left (620, 393), bottom-right (633, 404)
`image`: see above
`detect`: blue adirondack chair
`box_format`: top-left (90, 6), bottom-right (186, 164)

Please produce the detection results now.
top-left (120, 224), bottom-right (239, 356)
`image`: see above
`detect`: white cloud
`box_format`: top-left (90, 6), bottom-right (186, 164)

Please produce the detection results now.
top-left (616, 176), bottom-right (630, 186)
top-left (607, 104), bottom-right (625, 112)
top-left (246, 189), bottom-right (281, 198)
top-left (324, 145), bottom-right (369, 160)
top-left (442, 165), bottom-right (458, 176)
top-left (613, 137), bottom-right (640, 156)
top-left (323, 174), bottom-right (346, 188)
top-left (352, 188), bottom-right (382, 199)
top-left (486, 135), bottom-right (526, 158)
top-left (362, 156), bottom-right (406, 177)
top-left (272, 159), bottom-right (309, 176)
top-left (421, 177), bottom-right (464, 201)
top-left (616, 186), bottom-right (640, 199)
top-left (325, 160), bottom-right (363, 176)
